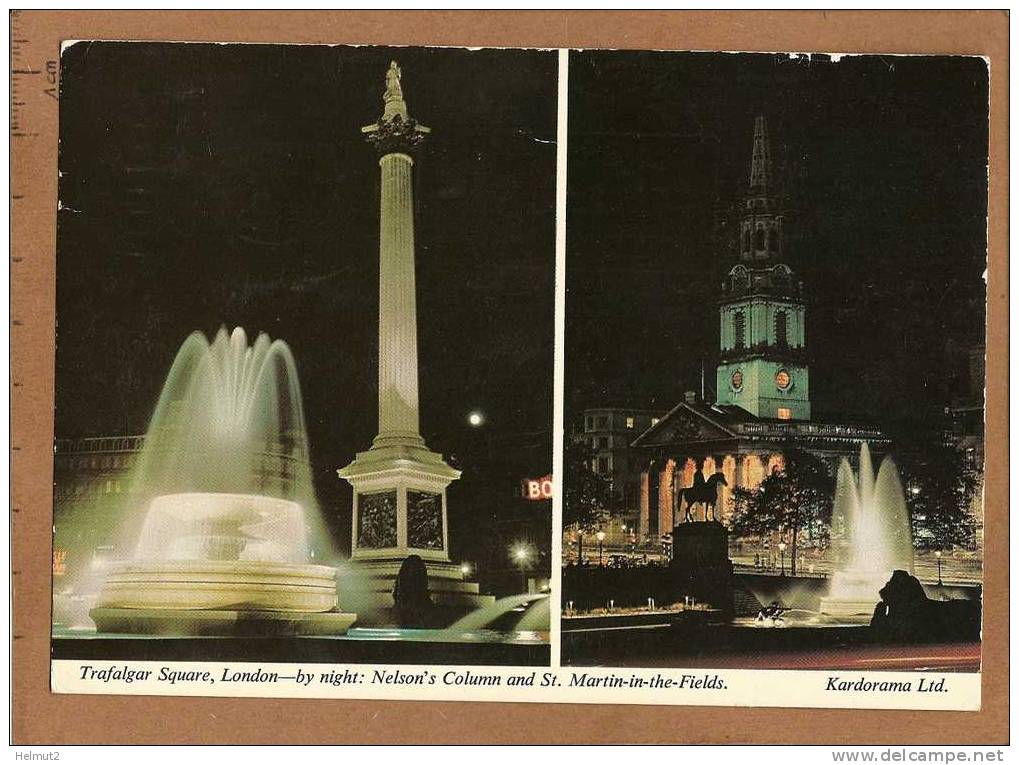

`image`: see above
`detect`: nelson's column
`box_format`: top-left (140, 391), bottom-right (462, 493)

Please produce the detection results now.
top-left (338, 62), bottom-right (491, 617)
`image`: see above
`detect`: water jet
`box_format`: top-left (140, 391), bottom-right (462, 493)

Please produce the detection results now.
top-left (819, 442), bottom-right (913, 618)
top-left (90, 327), bottom-right (356, 635)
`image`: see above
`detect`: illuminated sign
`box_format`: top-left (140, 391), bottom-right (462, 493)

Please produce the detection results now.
top-left (522, 475), bottom-right (553, 501)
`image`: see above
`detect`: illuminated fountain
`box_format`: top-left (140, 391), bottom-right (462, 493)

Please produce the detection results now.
top-left (818, 442), bottom-right (914, 619)
top-left (90, 327), bottom-right (356, 635)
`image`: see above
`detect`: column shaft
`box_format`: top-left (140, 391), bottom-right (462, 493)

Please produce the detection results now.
top-left (376, 152), bottom-right (420, 441)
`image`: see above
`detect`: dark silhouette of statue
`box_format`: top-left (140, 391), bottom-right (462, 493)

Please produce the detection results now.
top-left (677, 471), bottom-right (728, 522)
top-left (870, 569), bottom-right (981, 643)
top-left (392, 554), bottom-right (435, 628)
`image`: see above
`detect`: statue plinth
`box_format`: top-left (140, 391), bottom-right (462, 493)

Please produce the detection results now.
top-left (339, 443), bottom-right (459, 564)
top-left (668, 521), bottom-right (735, 618)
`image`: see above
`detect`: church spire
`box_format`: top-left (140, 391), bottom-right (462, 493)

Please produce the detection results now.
top-left (738, 114), bottom-right (781, 263)
top-left (749, 115), bottom-right (772, 197)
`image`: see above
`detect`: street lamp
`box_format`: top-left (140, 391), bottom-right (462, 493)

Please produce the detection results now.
top-left (596, 530), bottom-right (606, 567)
top-left (935, 550), bottom-right (943, 586)
top-left (467, 411), bottom-right (485, 427)
top-left (512, 544), bottom-right (531, 593)
top-left (778, 541), bottom-right (787, 577)
top-left (460, 561), bottom-right (473, 578)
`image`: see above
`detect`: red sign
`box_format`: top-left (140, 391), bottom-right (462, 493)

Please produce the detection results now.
top-left (522, 475), bottom-right (553, 501)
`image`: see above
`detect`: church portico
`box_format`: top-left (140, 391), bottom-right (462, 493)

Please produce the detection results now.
top-left (634, 396), bottom-right (887, 545)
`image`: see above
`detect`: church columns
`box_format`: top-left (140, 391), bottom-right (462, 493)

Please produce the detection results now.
top-left (638, 471), bottom-right (650, 540)
top-left (720, 454), bottom-right (737, 524)
top-left (743, 453), bottom-right (765, 489)
top-left (660, 459), bottom-right (676, 536)
top-left (767, 452), bottom-right (785, 477)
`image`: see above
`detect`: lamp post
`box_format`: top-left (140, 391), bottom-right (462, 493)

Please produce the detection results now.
top-left (512, 544), bottom-right (530, 593)
top-left (596, 530), bottom-right (606, 567)
top-left (778, 541), bottom-right (787, 577)
top-left (577, 530), bottom-right (584, 565)
top-left (460, 561), bottom-right (473, 579)
top-left (935, 550), bottom-right (943, 586)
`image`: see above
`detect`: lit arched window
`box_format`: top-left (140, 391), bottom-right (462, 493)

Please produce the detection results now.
top-left (774, 310), bottom-right (788, 347)
top-left (733, 311), bottom-right (746, 350)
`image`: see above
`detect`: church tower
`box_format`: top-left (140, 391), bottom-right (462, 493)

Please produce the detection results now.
top-left (715, 116), bottom-right (811, 420)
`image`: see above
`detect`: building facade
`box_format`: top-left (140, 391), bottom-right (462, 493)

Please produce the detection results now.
top-left (580, 407), bottom-right (665, 515)
top-left (53, 435), bottom-right (145, 584)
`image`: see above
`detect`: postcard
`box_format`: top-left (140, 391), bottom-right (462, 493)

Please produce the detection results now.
top-left (10, 13), bottom-right (1002, 743)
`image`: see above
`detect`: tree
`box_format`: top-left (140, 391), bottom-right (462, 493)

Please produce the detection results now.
top-left (563, 438), bottom-right (614, 539)
top-left (730, 446), bottom-right (834, 575)
top-left (887, 421), bottom-right (980, 552)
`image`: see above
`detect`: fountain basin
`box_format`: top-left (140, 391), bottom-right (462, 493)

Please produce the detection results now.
top-left (94, 560), bottom-right (340, 612)
top-left (89, 607), bottom-right (358, 637)
top-left (90, 560), bottom-right (357, 635)
top-left (819, 569), bottom-right (889, 619)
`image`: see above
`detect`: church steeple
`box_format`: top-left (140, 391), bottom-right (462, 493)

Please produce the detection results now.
top-left (739, 114), bottom-right (782, 263)
top-left (717, 114), bottom-right (810, 422)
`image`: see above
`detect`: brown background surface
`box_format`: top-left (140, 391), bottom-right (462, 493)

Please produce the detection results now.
top-left (11, 10), bottom-right (1008, 744)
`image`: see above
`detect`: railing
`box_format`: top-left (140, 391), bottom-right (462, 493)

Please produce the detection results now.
top-left (733, 422), bottom-right (885, 440)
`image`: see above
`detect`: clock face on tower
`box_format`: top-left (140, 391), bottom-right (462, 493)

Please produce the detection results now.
top-left (775, 369), bottom-right (791, 390)
top-left (731, 370), bottom-right (743, 391)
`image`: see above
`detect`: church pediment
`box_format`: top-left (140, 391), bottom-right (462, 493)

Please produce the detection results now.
top-left (631, 402), bottom-right (737, 448)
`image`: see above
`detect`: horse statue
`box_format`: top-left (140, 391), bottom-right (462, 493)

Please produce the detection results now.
top-left (676, 471), bottom-right (728, 523)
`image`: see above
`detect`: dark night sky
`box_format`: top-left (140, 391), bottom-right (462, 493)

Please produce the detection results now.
top-left (56, 43), bottom-right (557, 544)
top-left (566, 51), bottom-right (988, 427)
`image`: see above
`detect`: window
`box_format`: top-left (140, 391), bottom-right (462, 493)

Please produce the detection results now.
top-left (767, 227), bottom-right (778, 253)
top-left (598, 436), bottom-right (609, 449)
top-left (774, 310), bottom-right (788, 347)
top-left (597, 457), bottom-right (609, 473)
top-left (596, 416), bottom-right (607, 429)
top-left (585, 416), bottom-right (593, 431)
top-left (755, 227), bottom-right (765, 251)
top-left (777, 408), bottom-right (792, 420)
top-left (733, 311), bottom-right (746, 350)
top-left (625, 416), bottom-right (635, 429)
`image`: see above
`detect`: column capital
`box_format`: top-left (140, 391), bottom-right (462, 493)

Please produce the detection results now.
top-left (361, 114), bottom-right (431, 157)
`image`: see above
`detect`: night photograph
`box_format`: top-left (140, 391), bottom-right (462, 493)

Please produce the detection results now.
top-left (51, 42), bottom-right (557, 665)
top-left (561, 50), bottom-right (988, 672)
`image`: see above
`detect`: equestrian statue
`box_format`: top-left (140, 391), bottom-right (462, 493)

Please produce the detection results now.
top-left (676, 471), bottom-right (728, 523)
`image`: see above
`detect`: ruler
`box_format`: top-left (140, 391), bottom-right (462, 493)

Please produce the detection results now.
top-left (10, 10), bottom-right (60, 651)
top-left (10, 10), bottom-right (56, 139)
